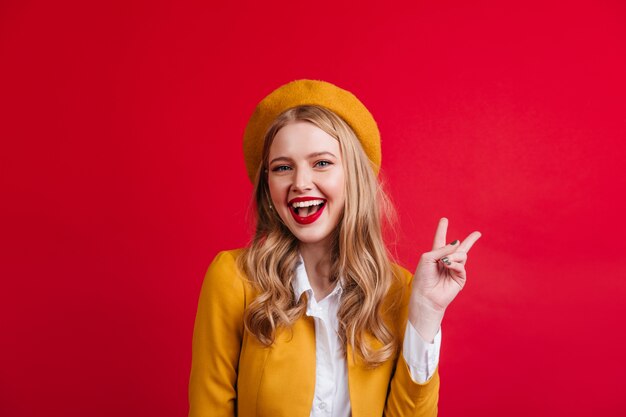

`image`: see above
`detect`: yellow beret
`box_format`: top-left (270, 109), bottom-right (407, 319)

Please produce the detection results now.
top-left (242, 79), bottom-right (381, 183)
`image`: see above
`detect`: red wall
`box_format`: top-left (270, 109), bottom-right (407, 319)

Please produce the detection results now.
top-left (2, 1), bottom-right (625, 416)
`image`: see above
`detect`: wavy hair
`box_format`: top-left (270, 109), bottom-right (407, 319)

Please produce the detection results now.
top-left (237, 105), bottom-right (400, 367)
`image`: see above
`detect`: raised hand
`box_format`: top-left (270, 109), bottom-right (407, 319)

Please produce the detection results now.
top-left (408, 217), bottom-right (482, 342)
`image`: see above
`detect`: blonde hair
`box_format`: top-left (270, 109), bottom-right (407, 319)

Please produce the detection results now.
top-left (237, 105), bottom-right (400, 367)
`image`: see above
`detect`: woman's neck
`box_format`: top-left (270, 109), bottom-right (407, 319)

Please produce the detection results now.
top-left (299, 240), bottom-right (335, 302)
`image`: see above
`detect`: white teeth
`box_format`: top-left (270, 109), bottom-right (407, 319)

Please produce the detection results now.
top-left (291, 199), bottom-right (325, 208)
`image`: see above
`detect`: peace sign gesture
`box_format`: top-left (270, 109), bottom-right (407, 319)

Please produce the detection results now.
top-left (408, 218), bottom-right (482, 342)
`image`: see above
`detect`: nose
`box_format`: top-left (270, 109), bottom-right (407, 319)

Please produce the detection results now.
top-left (291, 166), bottom-right (313, 193)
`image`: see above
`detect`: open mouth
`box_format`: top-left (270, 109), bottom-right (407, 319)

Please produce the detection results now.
top-left (288, 198), bottom-right (327, 224)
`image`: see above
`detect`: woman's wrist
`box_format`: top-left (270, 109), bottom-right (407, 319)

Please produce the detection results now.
top-left (408, 298), bottom-right (445, 343)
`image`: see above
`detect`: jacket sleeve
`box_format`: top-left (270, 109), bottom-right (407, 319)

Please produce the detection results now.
top-left (188, 250), bottom-right (246, 417)
top-left (384, 266), bottom-right (440, 417)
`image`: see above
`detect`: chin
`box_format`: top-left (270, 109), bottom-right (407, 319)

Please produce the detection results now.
top-left (290, 229), bottom-right (334, 245)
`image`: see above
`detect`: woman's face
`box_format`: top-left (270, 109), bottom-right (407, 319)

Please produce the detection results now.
top-left (267, 121), bottom-right (346, 246)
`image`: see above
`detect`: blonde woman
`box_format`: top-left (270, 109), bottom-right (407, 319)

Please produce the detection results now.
top-left (188, 80), bottom-right (482, 417)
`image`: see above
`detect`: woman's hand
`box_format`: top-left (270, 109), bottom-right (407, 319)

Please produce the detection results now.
top-left (408, 217), bottom-right (482, 342)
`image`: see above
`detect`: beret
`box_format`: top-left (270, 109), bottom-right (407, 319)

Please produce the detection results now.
top-left (242, 79), bottom-right (381, 183)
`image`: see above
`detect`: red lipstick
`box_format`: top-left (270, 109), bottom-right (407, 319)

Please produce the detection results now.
top-left (288, 196), bottom-right (326, 225)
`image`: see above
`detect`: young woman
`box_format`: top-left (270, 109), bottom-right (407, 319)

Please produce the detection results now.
top-left (188, 80), bottom-right (482, 417)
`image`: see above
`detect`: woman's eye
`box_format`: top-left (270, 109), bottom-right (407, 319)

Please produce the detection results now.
top-left (315, 160), bottom-right (332, 168)
top-left (271, 165), bottom-right (291, 172)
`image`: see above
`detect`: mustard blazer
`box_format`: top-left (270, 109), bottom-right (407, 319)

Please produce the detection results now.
top-left (188, 249), bottom-right (440, 417)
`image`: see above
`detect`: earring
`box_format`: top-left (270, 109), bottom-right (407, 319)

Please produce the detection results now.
top-left (266, 190), bottom-right (273, 211)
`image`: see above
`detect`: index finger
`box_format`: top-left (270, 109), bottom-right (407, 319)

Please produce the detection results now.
top-left (432, 217), bottom-right (448, 251)
top-left (457, 231), bottom-right (482, 253)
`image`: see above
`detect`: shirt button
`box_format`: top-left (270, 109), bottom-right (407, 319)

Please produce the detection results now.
top-left (319, 401), bottom-right (327, 410)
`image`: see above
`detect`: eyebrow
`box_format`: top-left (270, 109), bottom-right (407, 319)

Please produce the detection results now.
top-left (269, 152), bottom-right (337, 165)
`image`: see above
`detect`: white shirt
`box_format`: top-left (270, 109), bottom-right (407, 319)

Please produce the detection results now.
top-left (293, 255), bottom-right (442, 417)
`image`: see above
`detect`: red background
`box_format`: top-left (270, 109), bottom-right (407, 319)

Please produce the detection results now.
top-left (2, 0), bottom-right (626, 416)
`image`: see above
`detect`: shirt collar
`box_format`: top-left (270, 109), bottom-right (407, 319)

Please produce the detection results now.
top-left (292, 254), bottom-right (312, 302)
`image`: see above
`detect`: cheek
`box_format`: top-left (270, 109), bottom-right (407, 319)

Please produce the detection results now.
top-left (328, 171), bottom-right (346, 204)
top-left (267, 184), bottom-right (278, 204)
top-left (267, 178), bottom-right (287, 203)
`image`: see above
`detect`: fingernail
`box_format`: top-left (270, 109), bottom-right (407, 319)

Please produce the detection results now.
top-left (449, 240), bottom-right (459, 245)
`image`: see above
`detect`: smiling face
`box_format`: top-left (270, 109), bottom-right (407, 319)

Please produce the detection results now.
top-left (267, 121), bottom-right (346, 246)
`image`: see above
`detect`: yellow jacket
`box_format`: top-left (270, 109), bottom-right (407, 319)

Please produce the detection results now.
top-left (188, 249), bottom-right (439, 417)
